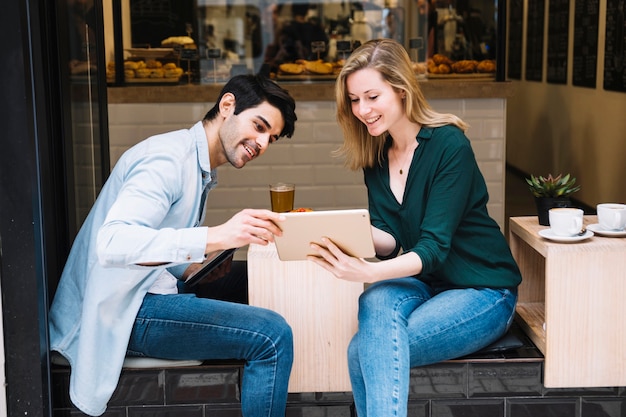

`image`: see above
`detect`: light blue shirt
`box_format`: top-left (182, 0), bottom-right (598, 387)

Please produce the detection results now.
top-left (49, 121), bottom-right (216, 416)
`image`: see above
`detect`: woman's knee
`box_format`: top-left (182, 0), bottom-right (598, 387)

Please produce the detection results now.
top-left (358, 278), bottom-right (430, 317)
top-left (359, 280), bottom-right (401, 307)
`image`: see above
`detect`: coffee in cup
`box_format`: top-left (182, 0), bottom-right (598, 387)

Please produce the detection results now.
top-left (597, 203), bottom-right (626, 231)
top-left (269, 183), bottom-right (295, 213)
top-left (549, 207), bottom-right (584, 237)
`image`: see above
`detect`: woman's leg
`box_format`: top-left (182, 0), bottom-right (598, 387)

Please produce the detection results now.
top-left (407, 286), bottom-right (517, 367)
top-left (348, 278), bottom-right (434, 417)
top-left (349, 278), bottom-right (517, 417)
top-left (127, 293), bottom-right (293, 417)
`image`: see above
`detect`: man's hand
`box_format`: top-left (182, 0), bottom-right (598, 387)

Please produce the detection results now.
top-left (204, 209), bottom-right (286, 253)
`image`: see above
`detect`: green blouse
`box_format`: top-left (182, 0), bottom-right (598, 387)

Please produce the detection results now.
top-left (365, 125), bottom-right (522, 289)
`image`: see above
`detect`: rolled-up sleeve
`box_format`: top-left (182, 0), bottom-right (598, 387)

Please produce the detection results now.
top-left (97, 148), bottom-right (207, 267)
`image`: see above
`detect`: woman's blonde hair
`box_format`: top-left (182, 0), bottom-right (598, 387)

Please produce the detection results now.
top-left (335, 38), bottom-right (468, 170)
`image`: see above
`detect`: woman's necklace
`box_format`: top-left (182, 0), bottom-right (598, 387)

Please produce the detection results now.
top-left (391, 144), bottom-right (417, 175)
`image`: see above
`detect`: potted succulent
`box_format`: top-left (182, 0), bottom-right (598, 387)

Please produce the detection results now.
top-left (526, 173), bottom-right (581, 225)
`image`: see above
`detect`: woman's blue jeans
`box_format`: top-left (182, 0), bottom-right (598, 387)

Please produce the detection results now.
top-left (348, 277), bottom-right (517, 417)
top-left (127, 292), bottom-right (293, 417)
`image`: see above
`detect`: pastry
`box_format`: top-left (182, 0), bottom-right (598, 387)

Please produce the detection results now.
top-left (164, 67), bottom-right (183, 78)
top-left (429, 63), bottom-right (451, 74)
top-left (123, 61), bottom-right (139, 70)
top-left (146, 59), bottom-right (162, 69)
top-left (135, 68), bottom-right (150, 78)
top-left (161, 36), bottom-right (195, 47)
top-left (432, 53), bottom-right (453, 66)
top-left (412, 62), bottom-right (427, 74)
top-left (279, 63), bottom-right (305, 75)
top-left (304, 60), bottom-right (333, 75)
top-left (476, 59), bottom-right (496, 73)
top-left (451, 60), bottom-right (478, 74)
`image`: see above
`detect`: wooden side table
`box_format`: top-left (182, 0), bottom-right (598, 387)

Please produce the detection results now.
top-left (509, 216), bottom-right (626, 388)
top-left (247, 242), bottom-right (363, 392)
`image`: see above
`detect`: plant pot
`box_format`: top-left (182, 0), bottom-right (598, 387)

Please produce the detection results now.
top-left (535, 197), bottom-right (571, 226)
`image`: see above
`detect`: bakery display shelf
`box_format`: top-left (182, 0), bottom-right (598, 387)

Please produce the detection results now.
top-left (107, 77), bottom-right (181, 85)
top-left (276, 73), bottom-right (337, 81)
top-left (125, 48), bottom-right (177, 59)
top-left (427, 73), bottom-right (495, 79)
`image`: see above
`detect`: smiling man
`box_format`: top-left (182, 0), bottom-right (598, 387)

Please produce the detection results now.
top-left (49, 75), bottom-right (298, 417)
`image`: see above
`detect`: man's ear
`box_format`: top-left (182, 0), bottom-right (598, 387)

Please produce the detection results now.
top-left (219, 92), bottom-right (236, 117)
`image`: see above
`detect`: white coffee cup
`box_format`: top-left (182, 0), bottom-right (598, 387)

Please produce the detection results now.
top-left (549, 208), bottom-right (584, 237)
top-left (597, 203), bottom-right (626, 231)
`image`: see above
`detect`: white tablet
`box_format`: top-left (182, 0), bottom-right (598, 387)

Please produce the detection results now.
top-left (273, 209), bottom-right (376, 261)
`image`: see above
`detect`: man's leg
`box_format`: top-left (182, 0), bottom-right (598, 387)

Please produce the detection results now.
top-left (128, 293), bottom-right (293, 417)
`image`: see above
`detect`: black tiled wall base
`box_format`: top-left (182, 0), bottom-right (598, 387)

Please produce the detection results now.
top-left (52, 361), bottom-right (626, 417)
top-left (52, 327), bottom-right (626, 417)
top-left (52, 362), bottom-right (245, 417)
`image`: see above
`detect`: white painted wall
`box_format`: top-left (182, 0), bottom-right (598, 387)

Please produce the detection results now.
top-left (107, 98), bottom-right (508, 249)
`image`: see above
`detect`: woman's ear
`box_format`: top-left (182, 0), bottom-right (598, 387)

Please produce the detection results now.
top-left (219, 92), bottom-right (236, 117)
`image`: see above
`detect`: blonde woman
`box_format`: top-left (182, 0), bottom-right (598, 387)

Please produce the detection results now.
top-left (309, 39), bottom-right (521, 417)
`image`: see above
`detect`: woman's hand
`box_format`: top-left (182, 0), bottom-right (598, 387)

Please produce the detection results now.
top-left (307, 237), bottom-right (377, 283)
top-left (308, 236), bottom-right (424, 284)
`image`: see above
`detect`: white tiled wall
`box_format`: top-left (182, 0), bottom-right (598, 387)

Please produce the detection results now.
top-left (108, 98), bottom-right (507, 239)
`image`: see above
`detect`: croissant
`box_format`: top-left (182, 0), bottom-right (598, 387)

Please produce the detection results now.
top-left (476, 60), bottom-right (496, 73)
top-left (432, 54), bottom-right (453, 66)
top-left (451, 60), bottom-right (478, 74)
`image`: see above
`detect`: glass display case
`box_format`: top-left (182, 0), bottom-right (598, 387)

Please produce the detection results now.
top-left (105, 0), bottom-right (502, 85)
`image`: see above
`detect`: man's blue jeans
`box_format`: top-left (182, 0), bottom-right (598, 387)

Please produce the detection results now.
top-left (348, 277), bottom-right (517, 417)
top-left (127, 292), bottom-right (293, 417)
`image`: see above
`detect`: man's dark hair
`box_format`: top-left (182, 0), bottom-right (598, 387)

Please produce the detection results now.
top-left (203, 75), bottom-right (297, 139)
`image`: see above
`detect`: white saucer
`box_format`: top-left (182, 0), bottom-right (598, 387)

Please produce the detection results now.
top-left (538, 228), bottom-right (594, 242)
top-left (587, 223), bottom-right (626, 237)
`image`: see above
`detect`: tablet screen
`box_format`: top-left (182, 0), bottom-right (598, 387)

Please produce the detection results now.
top-left (184, 248), bottom-right (237, 287)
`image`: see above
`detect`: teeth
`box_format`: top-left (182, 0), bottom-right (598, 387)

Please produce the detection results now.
top-left (366, 116), bottom-right (380, 124)
top-left (244, 145), bottom-right (255, 158)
